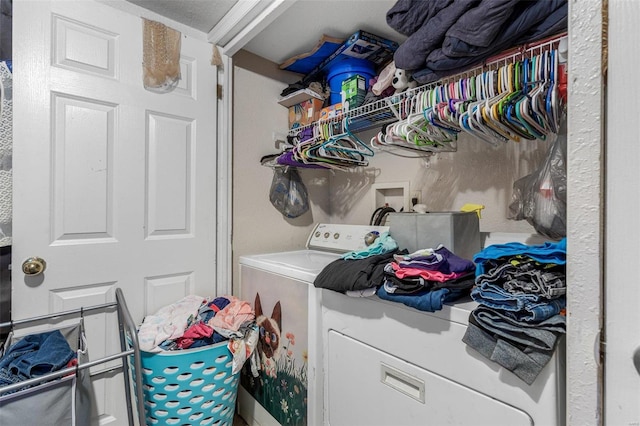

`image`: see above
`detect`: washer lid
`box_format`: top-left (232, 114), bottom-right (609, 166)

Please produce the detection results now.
top-left (239, 250), bottom-right (341, 283)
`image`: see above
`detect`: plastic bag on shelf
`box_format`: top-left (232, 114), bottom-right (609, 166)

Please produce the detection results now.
top-left (269, 167), bottom-right (309, 219)
top-left (508, 132), bottom-right (567, 240)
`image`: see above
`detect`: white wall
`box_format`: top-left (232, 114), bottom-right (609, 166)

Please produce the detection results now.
top-left (233, 68), bottom-right (562, 285)
top-left (329, 129), bottom-right (556, 234)
top-left (232, 67), bottom-right (330, 293)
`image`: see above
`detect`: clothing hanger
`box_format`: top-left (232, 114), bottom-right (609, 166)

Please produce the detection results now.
top-left (457, 72), bottom-right (506, 145)
top-left (479, 67), bottom-right (520, 142)
top-left (546, 49), bottom-right (560, 133)
top-left (500, 61), bottom-right (538, 141)
top-left (322, 117), bottom-right (374, 157)
top-left (514, 57), bottom-right (548, 140)
top-left (389, 89), bottom-right (447, 149)
top-left (530, 50), bottom-right (553, 135)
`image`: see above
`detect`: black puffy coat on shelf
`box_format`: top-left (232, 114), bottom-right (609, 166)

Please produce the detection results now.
top-left (387, 0), bottom-right (568, 84)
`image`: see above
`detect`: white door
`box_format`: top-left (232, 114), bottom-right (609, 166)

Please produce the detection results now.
top-left (12, 1), bottom-right (217, 424)
top-left (605, 0), bottom-right (640, 424)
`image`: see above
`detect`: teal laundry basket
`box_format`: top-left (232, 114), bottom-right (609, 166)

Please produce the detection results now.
top-left (136, 342), bottom-right (239, 426)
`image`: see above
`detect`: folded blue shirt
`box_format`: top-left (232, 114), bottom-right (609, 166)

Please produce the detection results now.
top-left (474, 238), bottom-right (566, 276)
top-left (377, 286), bottom-right (465, 312)
top-left (342, 232), bottom-right (398, 260)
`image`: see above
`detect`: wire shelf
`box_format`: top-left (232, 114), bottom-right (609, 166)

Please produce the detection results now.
top-left (288, 32), bottom-right (568, 138)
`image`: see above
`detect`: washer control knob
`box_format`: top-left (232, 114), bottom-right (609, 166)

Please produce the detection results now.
top-left (324, 232), bottom-right (330, 239)
top-left (364, 231), bottom-right (380, 246)
top-left (334, 233), bottom-right (340, 239)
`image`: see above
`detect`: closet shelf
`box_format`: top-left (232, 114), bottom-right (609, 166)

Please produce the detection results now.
top-left (281, 32), bottom-right (568, 168)
top-left (287, 32), bottom-right (568, 139)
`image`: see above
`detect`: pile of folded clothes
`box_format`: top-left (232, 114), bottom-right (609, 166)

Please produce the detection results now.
top-left (377, 245), bottom-right (476, 312)
top-left (463, 238), bottom-right (567, 384)
top-left (314, 233), bottom-right (475, 312)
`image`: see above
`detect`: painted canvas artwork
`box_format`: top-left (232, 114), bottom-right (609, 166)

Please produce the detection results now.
top-left (240, 272), bottom-right (309, 426)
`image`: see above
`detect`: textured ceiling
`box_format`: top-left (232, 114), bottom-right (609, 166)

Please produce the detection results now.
top-left (126, 0), bottom-right (238, 33)
top-left (123, 0), bottom-right (405, 66)
top-left (243, 0), bottom-right (404, 66)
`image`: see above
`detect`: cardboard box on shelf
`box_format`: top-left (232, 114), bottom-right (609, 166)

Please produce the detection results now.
top-left (278, 88), bottom-right (324, 108)
top-left (341, 74), bottom-right (367, 112)
top-left (289, 98), bottom-right (324, 129)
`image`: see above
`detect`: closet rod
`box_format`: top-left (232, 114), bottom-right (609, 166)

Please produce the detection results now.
top-left (481, 32), bottom-right (567, 69)
top-left (391, 31), bottom-right (568, 99)
top-left (0, 301), bottom-right (117, 330)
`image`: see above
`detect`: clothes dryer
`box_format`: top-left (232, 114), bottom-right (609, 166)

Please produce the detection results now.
top-left (321, 232), bottom-right (565, 426)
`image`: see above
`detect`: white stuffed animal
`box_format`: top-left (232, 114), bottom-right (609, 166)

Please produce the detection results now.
top-left (392, 68), bottom-right (418, 94)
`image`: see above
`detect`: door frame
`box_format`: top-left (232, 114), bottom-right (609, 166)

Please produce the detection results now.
top-left (210, 0), bottom-right (296, 296)
top-left (212, 1), bottom-right (609, 424)
top-left (604, 0), bottom-right (640, 424)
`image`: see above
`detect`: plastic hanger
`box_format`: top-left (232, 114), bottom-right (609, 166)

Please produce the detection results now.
top-left (500, 61), bottom-right (537, 140)
top-left (545, 49), bottom-right (560, 133)
top-left (321, 117), bottom-right (374, 159)
top-left (531, 51), bottom-right (553, 135)
top-left (480, 67), bottom-right (520, 142)
top-left (515, 57), bottom-right (548, 139)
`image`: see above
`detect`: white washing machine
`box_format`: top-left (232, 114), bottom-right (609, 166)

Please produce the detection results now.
top-left (237, 223), bottom-right (389, 426)
top-left (238, 226), bottom-right (565, 426)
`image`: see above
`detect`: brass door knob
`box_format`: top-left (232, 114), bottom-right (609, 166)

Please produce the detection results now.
top-left (22, 257), bottom-right (47, 276)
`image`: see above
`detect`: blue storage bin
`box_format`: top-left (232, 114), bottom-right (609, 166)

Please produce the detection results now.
top-left (326, 58), bottom-right (375, 105)
top-left (136, 342), bottom-right (239, 426)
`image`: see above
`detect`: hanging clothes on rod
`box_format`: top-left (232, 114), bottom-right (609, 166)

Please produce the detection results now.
top-left (370, 34), bottom-right (566, 155)
top-left (274, 116), bottom-right (375, 170)
top-left (285, 34), bottom-right (567, 164)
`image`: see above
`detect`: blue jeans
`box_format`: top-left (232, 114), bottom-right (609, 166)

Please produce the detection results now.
top-left (463, 307), bottom-right (565, 385)
top-left (477, 258), bottom-right (566, 299)
top-left (472, 306), bottom-right (566, 351)
top-left (0, 330), bottom-right (74, 386)
top-left (471, 283), bottom-right (566, 322)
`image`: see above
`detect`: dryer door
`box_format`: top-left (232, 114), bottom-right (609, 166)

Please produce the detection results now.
top-left (327, 330), bottom-right (533, 426)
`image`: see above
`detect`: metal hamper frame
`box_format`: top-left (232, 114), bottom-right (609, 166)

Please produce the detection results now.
top-left (0, 288), bottom-right (145, 425)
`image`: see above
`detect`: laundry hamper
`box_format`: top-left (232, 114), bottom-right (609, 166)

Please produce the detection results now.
top-left (0, 321), bottom-right (94, 426)
top-left (135, 341), bottom-right (240, 426)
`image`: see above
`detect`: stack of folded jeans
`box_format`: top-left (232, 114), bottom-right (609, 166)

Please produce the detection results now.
top-left (463, 238), bottom-right (566, 384)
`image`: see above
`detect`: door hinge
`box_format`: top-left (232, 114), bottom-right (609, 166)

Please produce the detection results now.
top-left (598, 330), bottom-right (606, 366)
top-left (217, 84), bottom-right (223, 100)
